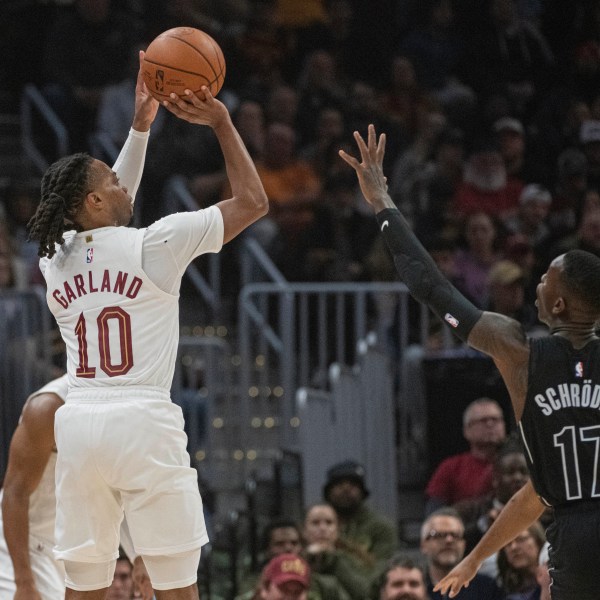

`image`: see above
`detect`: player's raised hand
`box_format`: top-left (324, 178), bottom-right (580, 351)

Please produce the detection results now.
top-left (163, 86), bottom-right (228, 129)
top-left (133, 50), bottom-right (160, 132)
top-left (433, 554), bottom-right (480, 598)
top-left (338, 124), bottom-right (389, 211)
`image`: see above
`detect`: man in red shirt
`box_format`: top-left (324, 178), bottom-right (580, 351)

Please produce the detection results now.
top-left (425, 398), bottom-right (507, 513)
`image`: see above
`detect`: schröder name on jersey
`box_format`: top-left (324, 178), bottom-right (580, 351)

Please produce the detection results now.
top-left (535, 381), bottom-right (600, 415)
top-left (52, 269), bottom-right (142, 309)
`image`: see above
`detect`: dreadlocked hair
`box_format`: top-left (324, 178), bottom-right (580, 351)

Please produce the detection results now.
top-left (27, 152), bottom-right (94, 258)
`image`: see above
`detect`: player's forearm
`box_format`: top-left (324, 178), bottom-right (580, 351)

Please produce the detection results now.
top-left (376, 207), bottom-right (482, 342)
top-left (2, 488), bottom-right (34, 584)
top-left (469, 481), bottom-right (545, 565)
top-left (113, 128), bottom-right (150, 203)
top-left (213, 115), bottom-right (268, 213)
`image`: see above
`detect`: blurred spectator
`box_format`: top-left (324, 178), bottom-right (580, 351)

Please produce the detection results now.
top-left (259, 554), bottom-right (311, 600)
top-left (468, 0), bottom-right (554, 118)
top-left (497, 522), bottom-right (546, 600)
top-left (420, 508), bottom-right (503, 599)
top-left (0, 217), bottom-right (28, 291)
top-left (453, 212), bottom-right (502, 308)
top-left (265, 84), bottom-right (300, 128)
top-left (322, 460), bottom-right (397, 565)
top-left (399, 0), bottom-right (476, 126)
top-left (236, 518), bottom-right (353, 600)
top-left (485, 260), bottom-right (538, 332)
top-left (503, 184), bottom-right (552, 249)
top-left (379, 56), bottom-right (434, 137)
top-left (454, 437), bottom-right (530, 578)
top-left (106, 551), bottom-right (134, 600)
top-left (413, 127), bottom-right (466, 240)
top-left (41, 0), bottom-right (135, 152)
top-left (290, 172), bottom-right (377, 282)
top-left (389, 111), bottom-right (448, 227)
top-left (547, 147), bottom-right (588, 237)
top-left (295, 50), bottom-right (347, 143)
top-left (425, 398), bottom-right (507, 513)
top-left (3, 180), bottom-right (43, 286)
top-left (95, 46), bottom-right (166, 147)
top-left (493, 117), bottom-right (529, 181)
top-left (345, 81), bottom-right (405, 174)
top-left (227, 0), bottom-right (289, 101)
top-left (579, 119), bottom-right (600, 189)
top-left (254, 122), bottom-right (322, 258)
top-left (299, 106), bottom-right (346, 178)
top-left (548, 204), bottom-right (600, 259)
top-left (453, 140), bottom-right (523, 220)
top-left (373, 554), bottom-right (429, 600)
top-left (303, 503), bottom-right (371, 600)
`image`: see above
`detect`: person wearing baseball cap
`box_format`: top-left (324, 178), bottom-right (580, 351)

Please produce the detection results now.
top-left (260, 554), bottom-right (311, 600)
top-left (322, 461), bottom-right (397, 565)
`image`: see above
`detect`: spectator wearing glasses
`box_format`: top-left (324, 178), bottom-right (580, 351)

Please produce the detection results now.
top-left (420, 508), bottom-right (503, 600)
top-left (425, 399), bottom-right (507, 513)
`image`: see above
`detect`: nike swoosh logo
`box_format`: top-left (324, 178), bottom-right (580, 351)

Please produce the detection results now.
top-left (381, 220), bottom-right (389, 231)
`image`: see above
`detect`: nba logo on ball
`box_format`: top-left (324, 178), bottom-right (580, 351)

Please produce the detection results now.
top-left (142, 27), bottom-right (226, 100)
top-left (155, 70), bottom-right (164, 92)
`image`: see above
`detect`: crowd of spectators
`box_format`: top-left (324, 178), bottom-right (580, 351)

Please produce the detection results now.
top-left (4, 0), bottom-right (600, 314)
top-left (0, 2), bottom-right (595, 596)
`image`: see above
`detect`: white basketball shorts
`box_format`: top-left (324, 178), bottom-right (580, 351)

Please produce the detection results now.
top-left (53, 392), bottom-right (209, 563)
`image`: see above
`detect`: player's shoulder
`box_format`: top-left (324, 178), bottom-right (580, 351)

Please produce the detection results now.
top-left (21, 391), bottom-right (64, 434)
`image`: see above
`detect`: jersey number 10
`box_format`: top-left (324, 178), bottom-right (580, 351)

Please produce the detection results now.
top-left (75, 308), bottom-right (133, 377)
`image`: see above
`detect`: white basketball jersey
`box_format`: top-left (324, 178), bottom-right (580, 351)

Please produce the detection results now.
top-left (40, 209), bottom-right (223, 394)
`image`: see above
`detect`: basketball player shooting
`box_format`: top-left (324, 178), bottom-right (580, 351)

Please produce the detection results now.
top-left (26, 50), bottom-right (268, 599)
top-left (340, 125), bottom-right (600, 600)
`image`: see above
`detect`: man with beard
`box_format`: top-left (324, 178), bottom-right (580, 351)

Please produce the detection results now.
top-left (420, 509), bottom-right (503, 600)
top-left (452, 140), bottom-right (523, 220)
top-left (322, 461), bottom-right (397, 565)
top-left (377, 554), bottom-right (429, 600)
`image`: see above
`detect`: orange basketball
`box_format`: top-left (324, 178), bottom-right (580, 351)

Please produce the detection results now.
top-left (142, 27), bottom-right (226, 101)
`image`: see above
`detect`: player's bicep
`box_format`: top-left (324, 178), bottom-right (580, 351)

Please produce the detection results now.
top-left (467, 311), bottom-right (529, 363)
top-left (216, 197), bottom-right (265, 245)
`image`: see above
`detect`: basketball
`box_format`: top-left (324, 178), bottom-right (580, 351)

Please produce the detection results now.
top-left (142, 27), bottom-right (226, 101)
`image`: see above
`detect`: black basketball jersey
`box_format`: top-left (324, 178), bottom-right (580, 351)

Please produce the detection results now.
top-left (520, 335), bottom-right (600, 506)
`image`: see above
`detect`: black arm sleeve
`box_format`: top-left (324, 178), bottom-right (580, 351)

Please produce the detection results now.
top-left (376, 208), bottom-right (482, 342)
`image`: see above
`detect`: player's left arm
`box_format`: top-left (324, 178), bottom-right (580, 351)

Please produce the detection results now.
top-left (1, 393), bottom-right (63, 596)
top-left (340, 126), bottom-right (531, 359)
top-left (112, 50), bottom-right (160, 202)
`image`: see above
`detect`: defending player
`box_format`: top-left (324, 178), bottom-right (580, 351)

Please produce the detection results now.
top-left (340, 125), bottom-right (600, 600)
top-left (0, 375), bottom-right (153, 600)
top-left (26, 53), bottom-right (268, 599)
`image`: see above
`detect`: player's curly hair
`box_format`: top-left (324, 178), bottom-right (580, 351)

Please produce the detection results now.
top-left (27, 152), bottom-right (94, 258)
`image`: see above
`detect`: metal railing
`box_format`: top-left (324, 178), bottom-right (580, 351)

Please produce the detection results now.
top-left (237, 281), bottom-right (429, 458)
top-left (0, 289), bottom-right (56, 480)
top-left (297, 339), bottom-right (398, 521)
top-left (20, 83), bottom-right (69, 174)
